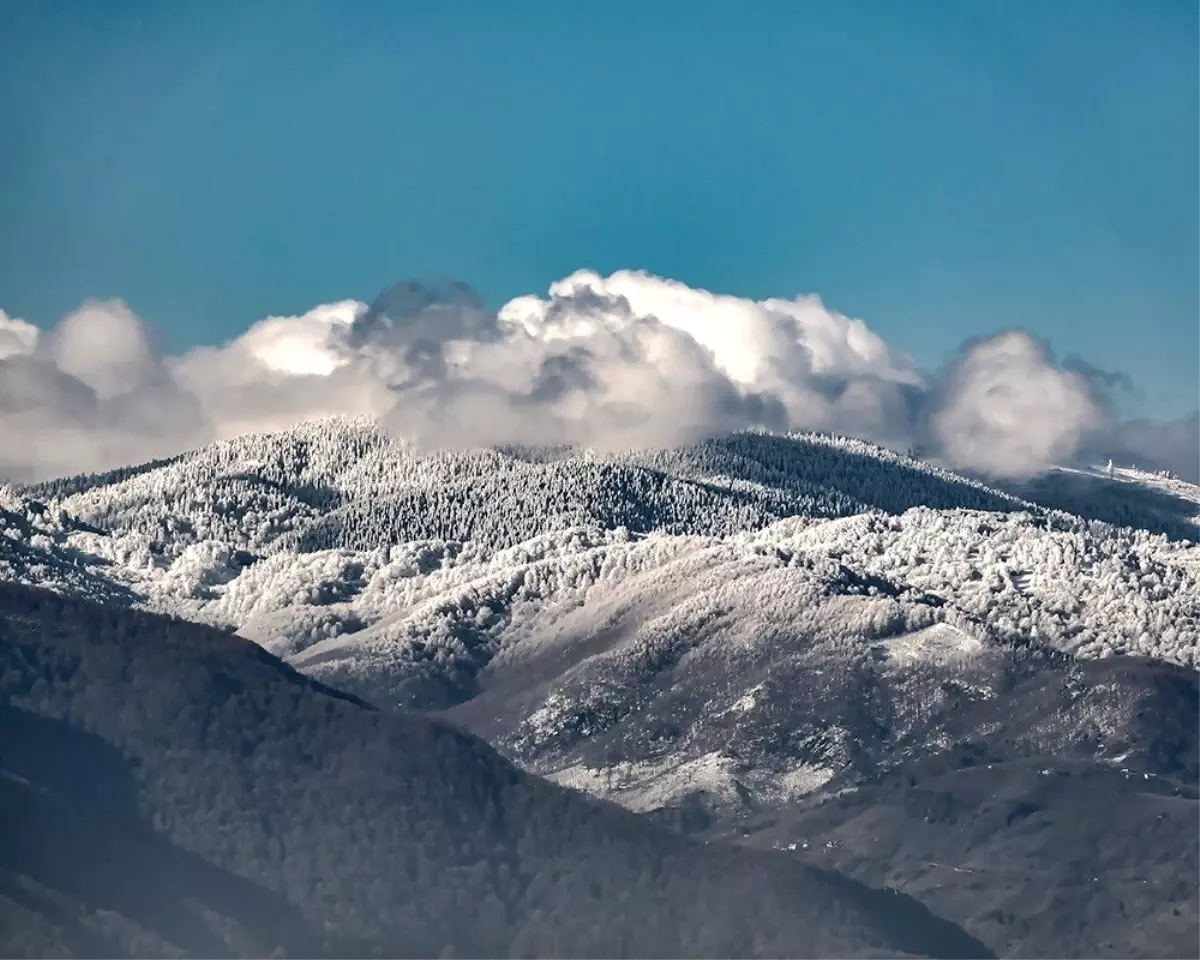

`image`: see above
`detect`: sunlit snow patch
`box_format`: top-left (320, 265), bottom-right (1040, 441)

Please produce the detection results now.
top-left (548, 751), bottom-right (834, 814)
top-left (875, 622), bottom-right (983, 666)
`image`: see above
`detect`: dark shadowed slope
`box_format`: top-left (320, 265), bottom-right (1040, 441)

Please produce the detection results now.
top-left (1004, 466), bottom-right (1199, 542)
top-left (0, 582), bottom-right (991, 959)
top-left (744, 754), bottom-right (1199, 960)
top-left (732, 658), bottom-right (1200, 959)
top-left (0, 707), bottom-right (327, 958)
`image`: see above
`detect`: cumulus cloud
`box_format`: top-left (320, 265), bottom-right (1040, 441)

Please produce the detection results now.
top-left (371, 270), bottom-right (930, 453)
top-left (0, 300), bottom-right (206, 481)
top-left (926, 330), bottom-right (1104, 479)
top-left (0, 310), bottom-right (39, 361)
top-left (168, 299), bottom-right (393, 441)
top-left (0, 271), bottom-right (1192, 483)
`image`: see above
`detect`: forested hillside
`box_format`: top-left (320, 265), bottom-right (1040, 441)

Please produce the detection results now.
top-left (0, 581), bottom-right (991, 959)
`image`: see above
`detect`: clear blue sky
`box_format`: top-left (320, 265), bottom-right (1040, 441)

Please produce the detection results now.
top-left (1, 0), bottom-right (1196, 416)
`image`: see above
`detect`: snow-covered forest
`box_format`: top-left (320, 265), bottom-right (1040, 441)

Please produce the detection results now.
top-left (17, 419), bottom-right (1118, 959)
top-left (2, 418), bottom-right (1195, 691)
top-left (2, 415), bottom-right (1198, 932)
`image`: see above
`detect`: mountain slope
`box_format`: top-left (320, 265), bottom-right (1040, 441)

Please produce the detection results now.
top-left (4, 421), bottom-right (1196, 685)
top-left (3, 419), bottom-right (1197, 957)
top-left (0, 581), bottom-right (992, 959)
top-left (1004, 464), bottom-right (1200, 543)
top-left (743, 654), bottom-right (1200, 958)
top-left (0, 708), bottom-right (328, 959)
top-left (22, 421), bottom-right (1041, 557)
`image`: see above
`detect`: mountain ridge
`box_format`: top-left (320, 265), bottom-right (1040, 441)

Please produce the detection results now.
top-left (2, 416), bottom-right (1197, 957)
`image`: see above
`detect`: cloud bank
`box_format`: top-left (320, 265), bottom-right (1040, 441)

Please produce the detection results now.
top-left (0, 271), bottom-right (1193, 483)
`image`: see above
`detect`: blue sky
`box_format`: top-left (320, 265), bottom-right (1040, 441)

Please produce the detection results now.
top-left (1, 0), bottom-right (1196, 417)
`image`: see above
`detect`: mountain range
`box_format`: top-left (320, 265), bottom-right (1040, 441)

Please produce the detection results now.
top-left (2, 417), bottom-right (1198, 958)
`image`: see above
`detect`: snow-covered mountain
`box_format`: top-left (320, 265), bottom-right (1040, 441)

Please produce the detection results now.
top-left (3, 416), bottom-right (1198, 956)
top-left (2, 415), bottom-right (1196, 768)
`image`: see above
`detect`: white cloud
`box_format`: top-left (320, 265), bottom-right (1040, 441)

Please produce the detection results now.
top-left (0, 309), bottom-right (39, 361)
top-left (0, 272), bottom-right (1189, 483)
top-left (0, 300), bottom-right (207, 481)
top-left (48, 300), bottom-right (162, 400)
top-left (382, 269), bottom-right (927, 452)
top-left (168, 299), bottom-right (391, 442)
top-left (233, 300), bottom-right (364, 377)
top-left (929, 330), bottom-right (1104, 479)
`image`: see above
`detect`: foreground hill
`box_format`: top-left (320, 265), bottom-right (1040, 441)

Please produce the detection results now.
top-left (0, 581), bottom-right (991, 959)
top-left (745, 752), bottom-right (1198, 960)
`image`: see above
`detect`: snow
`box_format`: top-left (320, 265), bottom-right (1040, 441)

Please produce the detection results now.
top-left (3, 417), bottom-right (1196, 822)
top-left (1, 419), bottom-right (1196, 692)
top-left (1078, 463), bottom-right (1200, 510)
top-left (1007, 462), bottom-right (1200, 542)
top-left (875, 623), bottom-right (983, 667)
top-left (549, 751), bottom-right (835, 814)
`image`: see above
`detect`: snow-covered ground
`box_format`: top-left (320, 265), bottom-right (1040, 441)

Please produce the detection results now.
top-left (2, 418), bottom-right (1197, 814)
top-left (549, 751), bottom-right (835, 815)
